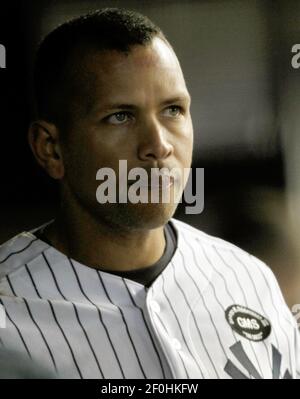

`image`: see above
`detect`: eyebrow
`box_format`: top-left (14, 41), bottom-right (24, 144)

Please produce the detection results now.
top-left (92, 94), bottom-right (191, 114)
top-left (160, 95), bottom-right (191, 106)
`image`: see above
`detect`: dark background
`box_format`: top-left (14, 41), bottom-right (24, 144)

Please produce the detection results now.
top-left (0, 0), bottom-right (299, 307)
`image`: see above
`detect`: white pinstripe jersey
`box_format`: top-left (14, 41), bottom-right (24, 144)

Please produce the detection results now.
top-left (0, 218), bottom-right (299, 379)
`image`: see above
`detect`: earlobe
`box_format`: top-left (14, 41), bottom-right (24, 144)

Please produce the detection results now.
top-left (28, 120), bottom-right (65, 179)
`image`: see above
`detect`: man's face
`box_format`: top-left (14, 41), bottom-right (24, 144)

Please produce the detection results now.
top-left (60, 37), bottom-right (193, 231)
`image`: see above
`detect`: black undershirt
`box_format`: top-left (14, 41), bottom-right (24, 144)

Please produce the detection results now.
top-left (35, 222), bottom-right (177, 288)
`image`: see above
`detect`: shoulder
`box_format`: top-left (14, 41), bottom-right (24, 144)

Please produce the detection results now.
top-left (171, 217), bottom-right (252, 255)
top-left (0, 228), bottom-right (49, 280)
top-left (170, 218), bottom-right (287, 301)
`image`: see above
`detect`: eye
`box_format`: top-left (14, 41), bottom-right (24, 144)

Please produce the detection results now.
top-left (105, 112), bottom-right (132, 125)
top-left (163, 105), bottom-right (183, 117)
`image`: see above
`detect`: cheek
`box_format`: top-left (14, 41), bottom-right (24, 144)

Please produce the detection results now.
top-left (62, 135), bottom-right (98, 190)
top-left (176, 120), bottom-right (193, 167)
top-left (63, 135), bottom-right (127, 196)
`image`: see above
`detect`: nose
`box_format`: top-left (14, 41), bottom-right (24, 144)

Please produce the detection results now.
top-left (137, 118), bottom-right (174, 162)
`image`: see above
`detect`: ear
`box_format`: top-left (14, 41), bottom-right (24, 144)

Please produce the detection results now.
top-left (28, 120), bottom-right (65, 180)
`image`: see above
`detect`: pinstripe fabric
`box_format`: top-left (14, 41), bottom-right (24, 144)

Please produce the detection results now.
top-left (0, 219), bottom-right (299, 379)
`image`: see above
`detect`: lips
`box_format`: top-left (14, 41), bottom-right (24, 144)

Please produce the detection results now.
top-left (128, 174), bottom-right (175, 189)
top-left (140, 175), bottom-right (174, 189)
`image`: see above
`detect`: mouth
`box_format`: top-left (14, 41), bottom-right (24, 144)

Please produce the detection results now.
top-left (142, 177), bottom-right (174, 189)
top-left (129, 175), bottom-right (175, 189)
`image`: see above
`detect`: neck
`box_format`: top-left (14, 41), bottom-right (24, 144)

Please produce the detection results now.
top-left (43, 201), bottom-right (166, 272)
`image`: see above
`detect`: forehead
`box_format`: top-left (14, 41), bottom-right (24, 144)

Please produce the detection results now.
top-left (73, 37), bottom-right (188, 110)
top-left (92, 37), bottom-right (181, 71)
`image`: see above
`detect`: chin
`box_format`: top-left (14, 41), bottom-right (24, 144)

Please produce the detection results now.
top-left (130, 202), bottom-right (177, 230)
top-left (94, 202), bottom-right (178, 232)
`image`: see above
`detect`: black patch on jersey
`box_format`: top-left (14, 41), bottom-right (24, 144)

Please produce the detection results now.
top-left (225, 304), bottom-right (271, 342)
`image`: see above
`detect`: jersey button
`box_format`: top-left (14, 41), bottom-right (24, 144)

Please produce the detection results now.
top-left (172, 338), bottom-right (182, 351)
top-left (150, 300), bottom-right (161, 313)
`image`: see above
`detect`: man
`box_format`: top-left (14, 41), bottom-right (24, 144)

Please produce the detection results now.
top-left (0, 8), bottom-right (299, 379)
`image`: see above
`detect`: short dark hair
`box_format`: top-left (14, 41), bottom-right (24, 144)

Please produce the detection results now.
top-left (34, 8), bottom-right (166, 127)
